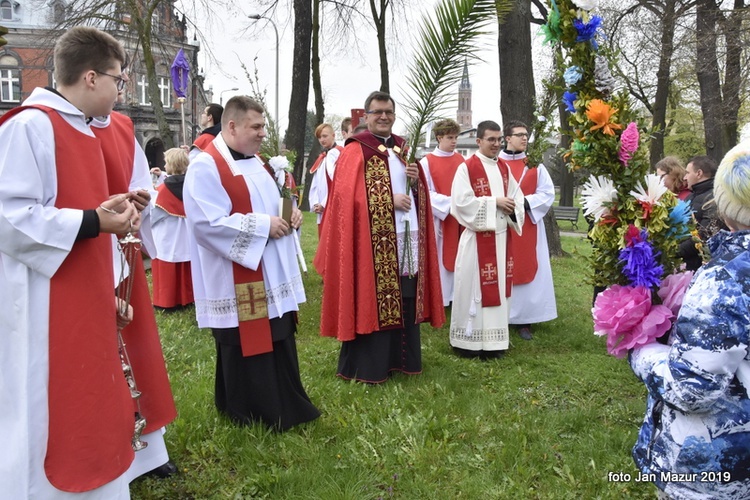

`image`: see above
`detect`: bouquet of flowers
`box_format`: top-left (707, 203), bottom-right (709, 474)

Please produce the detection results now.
top-left (543, 0), bottom-right (695, 356)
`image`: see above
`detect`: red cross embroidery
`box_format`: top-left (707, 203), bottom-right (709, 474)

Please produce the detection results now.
top-left (236, 282), bottom-right (268, 321)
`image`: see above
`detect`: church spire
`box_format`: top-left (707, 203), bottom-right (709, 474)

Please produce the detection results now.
top-left (457, 59), bottom-right (472, 130)
top-left (459, 59), bottom-right (471, 90)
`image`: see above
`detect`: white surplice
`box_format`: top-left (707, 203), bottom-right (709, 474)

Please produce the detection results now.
top-left (420, 148), bottom-right (461, 306)
top-left (150, 190), bottom-right (191, 263)
top-left (184, 134), bottom-right (305, 329)
top-left (498, 152), bottom-right (558, 325)
top-left (449, 152), bottom-right (525, 352)
top-left (308, 147), bottom-right (341, 225)
top-left (0, 88), bottom-right (130, 499)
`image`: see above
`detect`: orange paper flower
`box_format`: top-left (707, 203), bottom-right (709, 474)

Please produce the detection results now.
top-left (586, 99), bottom-right (622, 136)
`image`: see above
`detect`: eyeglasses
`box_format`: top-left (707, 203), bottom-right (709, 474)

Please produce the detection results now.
top-left (511, 132), bottom-right (529, 138)
top-left (95, 70), bottom-right (127, 91)
top-left (366, 109), bottom-right (395, 118)
top-left (481, 137), bottom-right (502, 144)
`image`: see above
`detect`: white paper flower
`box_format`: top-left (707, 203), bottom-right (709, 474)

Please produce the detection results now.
top-left (572, 0), bottom-right (599, 10)
top-left (581, 175), bottom-right (617, 221)
top-left (629, 173), bottom-right (669, 206)
top-left (268, 155), bottom-right (290, 187)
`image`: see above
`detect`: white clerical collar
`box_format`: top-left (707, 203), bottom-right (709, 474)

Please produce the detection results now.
top-left (476, 151), bottom-right (497, 162)
top-left (499, 150), bottom-right (527, 161)
top-left (431, 147), bottom-right (455, 157)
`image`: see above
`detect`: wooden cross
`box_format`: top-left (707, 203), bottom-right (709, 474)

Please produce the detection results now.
top-left (235, 282), bottom-right (268, 321)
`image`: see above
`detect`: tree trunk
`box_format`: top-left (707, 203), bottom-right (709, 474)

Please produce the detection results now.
top-left (545, 211), bottom-right (565, 258)
top-left (369, 0), bottom-right (389, 93)
top-left (301, 0), bottom-right (325, 211)
top-left (138, 16), bottom-right (174, 149)
top-left (695, 0), bottom-right (725, 163)
top-left (287, 0), bottom-right (313, 184)
top-left (497, 0), bottom-right (535, 127)
top-left (649, 0), bottom-right (677, 168)
top-left (720, 0), bottom-right (744, 151)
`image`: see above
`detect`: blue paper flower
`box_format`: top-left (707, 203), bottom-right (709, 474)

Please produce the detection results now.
top-left (667, 200), bottom-right (693, 239)
top-left (619, 226), bottom-right (663, 289)
top-left (563, 66), bottom-right (583, 86)
top-left (574, 15), bottom-right (603, 49)
top-left (562, 91), bottom-right (578, 113)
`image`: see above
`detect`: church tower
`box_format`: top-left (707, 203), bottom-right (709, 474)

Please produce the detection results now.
top-left (457, 60), bottom-right (472, 130)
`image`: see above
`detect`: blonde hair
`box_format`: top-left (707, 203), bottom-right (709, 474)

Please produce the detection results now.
top-left (164, 148), bottom-right (189, 175)
top-left (315, 123), bottom-right (334, 138)
top-left (655, 156), bottom-right (687, 192)
top-left (714, 142), bottom-right (750, 228)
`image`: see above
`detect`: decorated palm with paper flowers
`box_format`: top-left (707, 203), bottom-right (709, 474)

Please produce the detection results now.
top-left (543, 0), bottom-right (695, 356)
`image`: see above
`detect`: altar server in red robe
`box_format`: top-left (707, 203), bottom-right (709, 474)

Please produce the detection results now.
top-left (150, 147), bottom-right (194, 309)
top-left (419, 118), bottom-right (464, 306)
top-left (91, 110), bottom-right (178, 480)
top-left (0, 27), bottom-right (141, 498)
top-left (500, 121), bottom-right (557, 341)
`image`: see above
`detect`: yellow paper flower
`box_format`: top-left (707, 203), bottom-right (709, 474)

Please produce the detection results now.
top-left (586, 99), bottom-right (623, 136)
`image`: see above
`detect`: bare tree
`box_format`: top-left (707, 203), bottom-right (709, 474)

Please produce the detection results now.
top-left (286, 0), bottom-right (314, 183)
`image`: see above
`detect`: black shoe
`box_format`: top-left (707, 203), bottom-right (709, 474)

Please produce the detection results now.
top-left (146, 460), bottom-right (178, 479)
top-left (479, 350), bottom-right (505, 360)
top-left (519, 327), bottom-right (533, 340)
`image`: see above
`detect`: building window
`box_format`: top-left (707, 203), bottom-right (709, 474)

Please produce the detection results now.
top-left (138, 74), bottom-right (149, 105)
top-left (0, 53), bottom-right (20, 102)
top-left (1, 1), bottom-right (12, 21)
top-left (0, 69), bottom-right (20, 102)
top-left (158, 76), bottom-right (171, 108)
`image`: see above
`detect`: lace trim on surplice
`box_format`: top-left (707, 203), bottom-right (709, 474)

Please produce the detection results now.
top-left (229, 214), bottom-right (257, 262)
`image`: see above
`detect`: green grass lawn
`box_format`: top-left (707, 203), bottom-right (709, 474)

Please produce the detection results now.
top-left (131, 214), bottom-right (653, 499)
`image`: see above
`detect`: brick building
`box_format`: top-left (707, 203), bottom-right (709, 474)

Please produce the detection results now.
top-left (0, 0), bottom-right (210, 168)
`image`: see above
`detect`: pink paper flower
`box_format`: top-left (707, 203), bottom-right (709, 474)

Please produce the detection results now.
top-left (618, 122), bottom-right (639, 166)
top-left (657, 271), bottom-right (694, 316)
top-left (608, 304), bottom-right (673, 358)
top-left (593, 284), bottom-right (652, 337)
top-left (593, 285), bottom-right (672, 358)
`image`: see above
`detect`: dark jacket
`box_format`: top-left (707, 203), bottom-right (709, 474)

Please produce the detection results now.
top-left (678, 178), bottom-right (726, 271)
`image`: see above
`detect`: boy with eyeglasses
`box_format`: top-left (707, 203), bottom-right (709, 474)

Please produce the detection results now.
top-left (499, 120), bottom-right (557, 341)
top-left (0, 26), bottom-right (141, 498)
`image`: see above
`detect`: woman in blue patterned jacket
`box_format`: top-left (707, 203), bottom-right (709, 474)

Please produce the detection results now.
top-left (629, 142), bottom-right (750, 500)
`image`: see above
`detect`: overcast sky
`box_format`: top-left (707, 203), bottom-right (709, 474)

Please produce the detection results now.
top-left (190, 2), bottom-right (553, 136)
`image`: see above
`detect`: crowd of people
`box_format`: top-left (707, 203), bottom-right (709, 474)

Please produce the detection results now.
top-left (0, 26), bottom-right (747, 499)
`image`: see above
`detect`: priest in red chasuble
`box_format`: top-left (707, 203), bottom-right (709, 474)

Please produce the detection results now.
top-left (314, 91), bottom-right (445, 383)
top-left (499, 121), bottom-right (557, 341)
top-left (419, 118), bottom-right (464, 306)
top-left (449, 120), bottom-right (525, 359)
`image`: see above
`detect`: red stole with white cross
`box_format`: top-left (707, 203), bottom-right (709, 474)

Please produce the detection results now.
top-left (205, 143), bottom-right (273, 357)
top-left (465, 155), bottom-right (513, 307)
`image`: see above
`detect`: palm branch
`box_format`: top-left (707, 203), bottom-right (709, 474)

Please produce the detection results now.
top-left (401, 0), bottom-right (512, 160)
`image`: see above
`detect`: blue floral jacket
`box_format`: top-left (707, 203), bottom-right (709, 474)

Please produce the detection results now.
top-left (630, 230), bottom-right (750, 499)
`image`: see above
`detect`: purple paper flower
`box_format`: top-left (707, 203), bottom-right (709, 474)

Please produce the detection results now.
top-left (562, 91), bottom-right (578, 113)
top-left (574, 15), bottom-right (603, 49)
top-left (619, 225), bottom-right (663, 289)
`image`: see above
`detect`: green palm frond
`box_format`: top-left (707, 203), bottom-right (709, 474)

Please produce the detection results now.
top-left (402, 0), bottom-right (512, 158)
